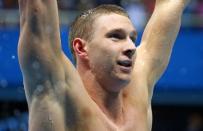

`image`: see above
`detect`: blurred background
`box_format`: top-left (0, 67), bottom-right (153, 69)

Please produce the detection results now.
top-left (0, 0), bottom-right (203, 130)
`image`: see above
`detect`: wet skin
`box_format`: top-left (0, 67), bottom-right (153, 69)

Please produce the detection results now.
top-left (18, 0), bottom-right (189, 131)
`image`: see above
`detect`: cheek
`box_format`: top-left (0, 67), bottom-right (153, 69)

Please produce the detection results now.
top-left (87, 39), bottom-right (122, 71)
top-left (89, 47), bottom-right (116, 73)
top-left (91, 50), bottom-right (113, 69)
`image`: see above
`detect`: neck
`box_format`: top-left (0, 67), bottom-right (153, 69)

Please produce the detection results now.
top-left (77, 62), bottom-right (125, 125)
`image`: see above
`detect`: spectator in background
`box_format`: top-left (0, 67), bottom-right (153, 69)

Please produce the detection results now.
top-left (184, 0), bottom-right (198, 14)
top-left (187, 113), bottom-right (203, 131)
top-left (3, 0), bottom-right (18, 9)
top-left (121, 0), bottom-right (147, 32)
top-left (196, 0), bottom-right (203, 15)
top-left (77, 0), bottom-right (96, 10)
top-left (142, 0), bottom-right (155, 13)
top-left (0, 0), bottom-right (3, 8)
top-left (58, 0), bottom-right (77, 10)
top-left (96, 0), bottom-right (121, 6)
top-left (58, 0), bottom-right (95, 10)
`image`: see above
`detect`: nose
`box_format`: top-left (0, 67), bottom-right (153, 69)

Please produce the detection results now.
top-left (122, 38), bottom-right (136, 58)
top-left (123, 48), bottom-right (136, 59)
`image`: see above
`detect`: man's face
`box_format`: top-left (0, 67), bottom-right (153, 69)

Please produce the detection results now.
top-left (87, 13), bottom-right (137, 91)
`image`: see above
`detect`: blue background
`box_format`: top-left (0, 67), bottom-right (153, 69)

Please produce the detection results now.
top-left (0, 26), bottom-right (203, 104)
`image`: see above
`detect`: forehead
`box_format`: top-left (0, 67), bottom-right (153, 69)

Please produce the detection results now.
top-left (93, 13), bottom-right (136, 34)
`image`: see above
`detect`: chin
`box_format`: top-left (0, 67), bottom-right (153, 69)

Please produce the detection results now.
top-left (117, 74), bottom-right (131, 84)
top-left (111, 65), bottom-right (133, 85)
top-left (111, 72), bottom-right (131, 87)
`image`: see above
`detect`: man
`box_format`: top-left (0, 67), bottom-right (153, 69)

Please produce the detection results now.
top-left (18, 0), bottom-right (189, 131)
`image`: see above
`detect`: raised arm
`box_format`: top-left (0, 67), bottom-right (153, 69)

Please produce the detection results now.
top-left (136, 0), bottom-right (190, 93)
top-left (18, 0), bottom-right (64, 104)
top-left (18, 0), bottom-right (66, 130)
top-left (19, 0), bottom-right (61, 53)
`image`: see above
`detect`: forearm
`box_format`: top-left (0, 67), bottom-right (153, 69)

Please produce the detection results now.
top-left (141, 0), bottom-right (192, 61)
top-left (142, 0), bottom-right (187, 46)
top-left (18, 0), bottom-right (61, 56)
top-left (19, 0), bottom-right (59, 26)
top-left (139, 0), bottom-right (190, 87)
top-left (18, 0), bottom-right (63, 89)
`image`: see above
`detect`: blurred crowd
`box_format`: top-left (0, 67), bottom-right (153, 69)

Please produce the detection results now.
top-left (0, 0), bottom-right (203, 28)
top-left (0, 112), bottom-right (28, 131)
top-left (0, 102), bottom-right (28, 131)
top-left (0, 0), bottom-right (202, 15)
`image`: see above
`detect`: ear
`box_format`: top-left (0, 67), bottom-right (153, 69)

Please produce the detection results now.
top-left (72, 38), bottom-right (88, 59)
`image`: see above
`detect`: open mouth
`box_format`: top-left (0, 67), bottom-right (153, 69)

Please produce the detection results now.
top-left (117, 60), bottom-right (132, 67)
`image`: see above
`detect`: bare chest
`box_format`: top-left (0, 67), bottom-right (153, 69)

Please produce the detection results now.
top-left (64, 102), bottom-right (151, 131)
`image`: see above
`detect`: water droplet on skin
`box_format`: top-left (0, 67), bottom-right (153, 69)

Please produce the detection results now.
top-left (35, 85), bottom-right (44, 95)
top-left (45, 26), bottom-right (53, 35)
top-left (36, 73), bottom-right (42, 80)
top-left (56, 81), bottom-right (66, 88)
top-left (32, 61), bottom-right (40, 70)
top-left (48, 115), bottom-right (52, 121)
top-left (0, 79), bottom-right (8, 88)
top-left (139, 60), bottom-right (145, 66)
top-left (48, 115), bottom-right (54, 124)
top-left (48, 116), bottom-right (52, 121)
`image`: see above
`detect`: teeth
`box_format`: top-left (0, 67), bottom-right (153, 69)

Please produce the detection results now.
top-left (117, 60), bottom-right (132, 67)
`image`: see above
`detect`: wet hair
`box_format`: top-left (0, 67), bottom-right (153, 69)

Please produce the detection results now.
top-left (69, 4), bottom-right (129, 63)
